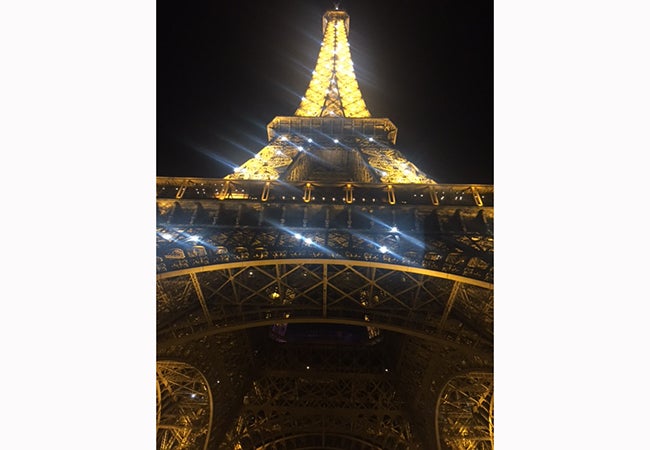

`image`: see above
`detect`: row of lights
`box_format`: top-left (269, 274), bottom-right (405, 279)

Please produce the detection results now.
top-left (161, 226), bottom-right (399, 245)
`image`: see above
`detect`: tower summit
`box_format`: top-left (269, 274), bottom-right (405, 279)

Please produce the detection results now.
top-left (224, 8), bottom-right (436, 184)
top-left (294, 9), bottom-right (370, 118)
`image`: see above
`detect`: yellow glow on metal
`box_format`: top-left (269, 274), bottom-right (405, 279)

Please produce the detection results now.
top-left (225, 142), bottom-right (299, 180)
top-left (224, 10), bottom-right (436, 184)
top-left (294, 11), bottom-right (370, 118)
top-left (361, 146), bottom-right (436, 184)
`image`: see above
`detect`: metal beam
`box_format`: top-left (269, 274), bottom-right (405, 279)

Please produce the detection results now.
top-left (190, 272), bottom-right (213, 327)
top-left (157, 258), bottom-right (494, 290)
top-left (438, 281), bottom-right (461, 330)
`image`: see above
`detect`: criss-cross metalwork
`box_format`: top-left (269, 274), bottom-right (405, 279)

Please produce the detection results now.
top-left (157, 361), bottom-right (214, 450)
top-left (157, 6), bottom-right (493, 450)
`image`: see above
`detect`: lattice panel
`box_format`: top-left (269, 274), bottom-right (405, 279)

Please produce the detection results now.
top-left (158, 332), bottom-right (256, 448)
top-left (157, 262), bottom-right (493, 353)
top-left (360, 146), bottom-right (435, 184)
top-left (157, 361), bottom-right (212, 450)
top-left (437, 373), bottom-right (494, 450)
top-left (156, 205), bottom-right (493, 284)
top-left (221, 344), bottom-right (422, 450)
top-left (392, 336), bottom-right (493, 449)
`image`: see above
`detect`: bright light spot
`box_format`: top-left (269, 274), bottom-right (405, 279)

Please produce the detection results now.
top-left (306, 365), bottom-right (310, 369)
top-left (161, 233), bottom-right (173, 241)
top-left (368, 137), bottom-right (374, 142)
top-left (234, 167), bottom-right (242, 173)
top-left (390, 226), bottom-right (398, 233)
top-left (384, 368), bottom-right (389, 372)
top-left (276, 150), bottom-right (283, 155)
top-left (191, 393), bottom-right (196, 398)
top-left (304, 238), bottom-right (313, 245)
top-left (379, 246), bottom-right (388, 253)
top-left (333, 139), bottom-right (339, 143)
top-left (307, 138), bottom-right (313, 143)
top-left (188, 235), bottom-right (200, 242)
top-left (295, 233), bottom-right (303, 240)
top-left (298, 146), bottom-right (303, 151)
top-left (301, 96), bottom-right (306, 101)
top-left (255, 154), bottom-right (261, 159)
top-left (280, 135), bottom-right (287, 141)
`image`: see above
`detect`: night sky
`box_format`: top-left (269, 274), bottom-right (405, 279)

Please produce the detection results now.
top-left (157, 0), bottom-right (493, 184)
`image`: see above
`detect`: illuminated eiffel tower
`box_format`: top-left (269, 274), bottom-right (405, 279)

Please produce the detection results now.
top-left (156, 7), bottom-right (493, 450)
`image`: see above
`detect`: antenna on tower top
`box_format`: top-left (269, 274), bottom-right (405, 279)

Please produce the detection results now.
top-left (334, 2), bottom-right (340, 10)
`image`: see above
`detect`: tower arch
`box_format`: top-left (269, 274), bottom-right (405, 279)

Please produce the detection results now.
top-left (435, 372), bottom-right (494, 450)
top-left (156, 360), bottom-right (214, 450)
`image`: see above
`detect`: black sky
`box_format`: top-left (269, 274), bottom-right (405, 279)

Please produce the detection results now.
top-left (157, 0), bottom-right (493, 184)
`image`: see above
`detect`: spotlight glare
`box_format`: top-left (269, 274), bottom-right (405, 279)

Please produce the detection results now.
top-left (379, 246), bottom-right (388, 253)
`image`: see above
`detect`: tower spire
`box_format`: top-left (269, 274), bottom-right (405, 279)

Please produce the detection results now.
top-left (224, 8), bottom-right (435, 184)
top-left (294, 9), bottom-right (370, 118)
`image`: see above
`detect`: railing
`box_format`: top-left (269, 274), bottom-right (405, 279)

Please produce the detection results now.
top-left (157, 178), bottom-right (494, 208)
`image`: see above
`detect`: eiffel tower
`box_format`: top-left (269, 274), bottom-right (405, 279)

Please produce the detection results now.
top-left (157, 7), bottom-right (493, 450)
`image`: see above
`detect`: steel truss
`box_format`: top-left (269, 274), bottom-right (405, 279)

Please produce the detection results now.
top-left (158, 332), bottom-right (258, 448)
top-left (157, 259), bottom-right (493, 355)
top-left (221, 344), bottom-right (422, 450)
top-left (157, 361), bottom-right (213, 450)
top-left (436, 373), bottom-right (494, 450)
top-left (157, 178), bottom-right (494, 450)
top-left (156, 180), bottom-right (493, 285)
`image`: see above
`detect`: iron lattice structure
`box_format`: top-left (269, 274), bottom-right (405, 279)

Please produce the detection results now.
top-left (157, 7), bottom-right (493, 450)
